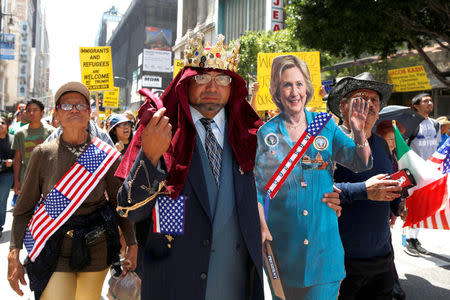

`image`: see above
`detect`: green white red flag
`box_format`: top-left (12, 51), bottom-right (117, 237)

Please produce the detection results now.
top-left (394, 122), bottom-right (449, 227)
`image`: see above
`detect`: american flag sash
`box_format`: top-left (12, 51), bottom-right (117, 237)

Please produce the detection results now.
top-left (264, 113), bottom-right (332, 216)
top-left (152, 195), bottom-right (186, 235)
top-left (24, 138), bottom-right (121, 262)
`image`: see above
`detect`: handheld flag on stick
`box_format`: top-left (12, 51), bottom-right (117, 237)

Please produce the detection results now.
top-left (414, 137), bottom-right (450, 229)
top-left (393, 122), bottom-right (449, 227)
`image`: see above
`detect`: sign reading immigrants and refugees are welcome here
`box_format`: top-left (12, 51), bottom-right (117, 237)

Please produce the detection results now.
top-left (79, 46), bottom-right (114, 91)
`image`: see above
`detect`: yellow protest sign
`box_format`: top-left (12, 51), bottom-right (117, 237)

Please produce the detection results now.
top-left (173, 59), bottom-right (184, 78)
top-left (79, 46), bottom-right (114, 91)
top-left (256, 52), bottom-right (324, 111)
top-left (103, 87), bottom-right (120, 108)
top-left (388, 65), bottom-right (432, 92)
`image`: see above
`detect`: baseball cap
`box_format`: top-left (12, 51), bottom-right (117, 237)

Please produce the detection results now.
top-left (54, 82), bottom-right (90, 105)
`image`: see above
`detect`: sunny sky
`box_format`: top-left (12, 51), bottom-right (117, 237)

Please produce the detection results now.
top-left (42, 0), bottom-right (133, 93)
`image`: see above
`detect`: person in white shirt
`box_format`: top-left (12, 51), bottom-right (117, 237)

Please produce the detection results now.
top-left (405, 93), bottom-right (441, 256)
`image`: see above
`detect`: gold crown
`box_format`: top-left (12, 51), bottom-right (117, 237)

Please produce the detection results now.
top-left (184, 34), bottom-right (240, 72)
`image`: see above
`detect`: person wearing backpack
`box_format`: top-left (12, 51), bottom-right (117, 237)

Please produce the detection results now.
top-left (404, 93), bottom-right (441, 257)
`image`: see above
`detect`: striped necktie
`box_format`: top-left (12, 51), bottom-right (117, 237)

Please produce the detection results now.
top-left (200, 118), bottom-right (222, 186)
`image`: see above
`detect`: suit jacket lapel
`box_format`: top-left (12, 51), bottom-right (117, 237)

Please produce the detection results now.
top-left (187, 143), bottom-right (213, 221)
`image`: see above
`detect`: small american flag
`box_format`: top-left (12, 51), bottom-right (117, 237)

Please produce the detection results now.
top-left (152, 195), bottom-right (186, 235)
top-left (428, 137), bottom-right (450, 174)
top-left (414, 137), bottom-right (450, 230)
top-left (24, 138), bottom-right (121, 261)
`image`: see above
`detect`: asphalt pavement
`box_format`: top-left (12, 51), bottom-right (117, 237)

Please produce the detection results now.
top-left (1, 190), bottom-right (449, 299)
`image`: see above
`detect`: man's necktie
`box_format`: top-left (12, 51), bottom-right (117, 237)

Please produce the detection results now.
top-left (200, 118), bottom-right (223, 186)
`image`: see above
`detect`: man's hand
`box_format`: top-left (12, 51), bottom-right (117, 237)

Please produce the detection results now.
top-left (251, 82), bottom-right (260, 94)
top-left (5, 159), bottom-right (13, 167)
top-left (365, 174), bottom-right (402, 201)
top-left (7, 249), bottom-right (26, 296)
top-left (142, 108), bottom-right (172, 166)
top-left (398, 201), bottom-right (408, 221)
top-left (122, 244), bottom-right (138, 275)
top-left (13, 180), bottom-right (20, 195)
top-left (349, 97), bottom-right (369, 134)
top-left (115, 141), bottom-right (124, 153)
top-left (322, 185), bottom-right (342, 217)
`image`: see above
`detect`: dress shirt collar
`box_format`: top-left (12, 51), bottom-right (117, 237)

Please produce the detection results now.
top-left (189, 105), bottom-right (226, 135)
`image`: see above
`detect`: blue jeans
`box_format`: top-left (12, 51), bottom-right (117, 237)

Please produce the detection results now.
top-left (0, 172), bottom-right (14, 230)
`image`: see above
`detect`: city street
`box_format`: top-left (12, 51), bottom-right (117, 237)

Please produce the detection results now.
top-left (1, 190), bottom-right (450, 299)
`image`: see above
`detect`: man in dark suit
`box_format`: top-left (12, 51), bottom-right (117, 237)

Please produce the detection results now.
top-left (116, 35), bottom-right (264, 300)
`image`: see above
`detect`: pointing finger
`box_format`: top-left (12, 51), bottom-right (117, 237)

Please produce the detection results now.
top-left (148, 107), bottom-right (167, 128)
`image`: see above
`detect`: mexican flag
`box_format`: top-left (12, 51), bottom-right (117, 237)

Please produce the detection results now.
top-left (394, 122), bottom-right (449, 227)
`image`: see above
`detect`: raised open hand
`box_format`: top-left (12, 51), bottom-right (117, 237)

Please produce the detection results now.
top-left (349, 97), bottom-right (369, 133)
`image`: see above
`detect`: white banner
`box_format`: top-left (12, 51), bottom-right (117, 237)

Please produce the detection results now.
top-left (143, 49), bottom-right (171, 72)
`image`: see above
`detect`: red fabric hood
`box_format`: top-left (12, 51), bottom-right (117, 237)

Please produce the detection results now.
top-left (115, 67), bottom-right (263, 198)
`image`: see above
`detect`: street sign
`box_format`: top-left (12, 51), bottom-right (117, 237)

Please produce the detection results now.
top-left (0, 33), bottom-right (15, 60)
top-left (142, 75), bottom-right (162, 88)
top-left (103, 87), bottom-right (120, 108)
top-left (79, 46), bottom-right (114, 91)
top-left (271, 0), bottom-right (284, 31)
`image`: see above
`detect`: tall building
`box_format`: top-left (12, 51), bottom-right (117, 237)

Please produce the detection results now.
top-left (95, 6), bottom-right (122, 47)
top-left (107, 0), bottom-right (177, 110)
top-left (31, 0), bottom-right (50, 107)
top-left (0, 0), bottom-right (35, 111)
top-left (0, 0), bottom-right (49, 112)
top-left (173, 0), bottom-right (285, 59)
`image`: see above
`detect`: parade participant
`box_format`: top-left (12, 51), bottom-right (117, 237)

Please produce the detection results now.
top-left (124, 110), bottom-right (136, 125)
top-left (0, 116), bottom-right (15, 238)
top-left (375, 120), bottom-right (407, 300)
top-left (45, 118), bottom-right (115, 147)
top-left (8, 104), bottom-right (28, 135)
top-left (108, 114), bottom-right (134, 155)
top-left (255, 55), bottom-right (372, 300)
top-left (329, 73), bottom-right (402, 300)
top-left (116, 34), bottom-right (264, 300)
top-left (404, 93), bottom-right (441, 256)
top-left (7, 82), bottom-right (137, 300)
top-left (436, 116), bottom-right (450, 148)
top-left (12, 99), bottom-right (54, 196)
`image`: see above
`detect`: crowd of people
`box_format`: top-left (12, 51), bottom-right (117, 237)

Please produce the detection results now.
top-left (1, 34), bottom-right (448, 300)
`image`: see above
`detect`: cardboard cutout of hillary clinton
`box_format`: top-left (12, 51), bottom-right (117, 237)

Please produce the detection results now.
top-left (255, 55), bottom-right (373, 300)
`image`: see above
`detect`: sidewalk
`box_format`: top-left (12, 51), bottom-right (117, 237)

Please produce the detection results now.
top-left (1, 190), bottom-right (449, 299)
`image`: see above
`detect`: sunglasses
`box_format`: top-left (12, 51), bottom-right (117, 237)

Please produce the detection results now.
top-left (58, 103), bottom-right (90, 111)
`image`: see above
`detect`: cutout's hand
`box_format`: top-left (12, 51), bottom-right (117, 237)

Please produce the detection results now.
top-left (322, 185), bottom-right (342, 217)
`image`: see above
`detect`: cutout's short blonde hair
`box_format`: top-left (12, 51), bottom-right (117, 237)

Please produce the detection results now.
top-left (269, 55), bottom-right (314, 112)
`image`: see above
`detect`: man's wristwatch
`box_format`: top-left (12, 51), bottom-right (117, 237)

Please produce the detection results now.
top-left (355, 140), bottom-right (369, 149)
